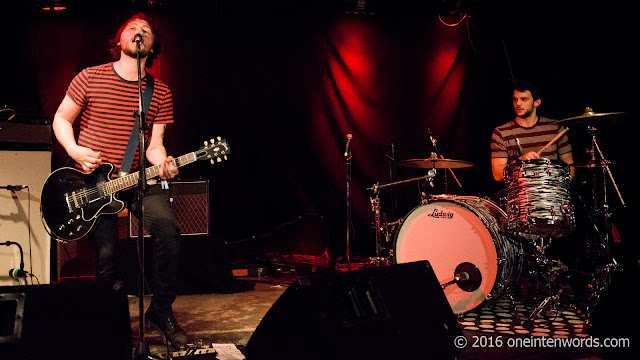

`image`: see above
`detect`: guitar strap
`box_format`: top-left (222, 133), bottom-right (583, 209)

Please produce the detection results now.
top-left (119, 75), bottom-right (155, 177)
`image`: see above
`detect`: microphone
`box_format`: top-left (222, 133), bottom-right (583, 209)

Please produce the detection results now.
top-left (9, 268), bottom-right (28, 279)
top-left (344, 134), bottom-right (353, 157)
top-left (427, 128), bottom-right (437, 147)
top-left (133, 32), bottom-right (144, 43)
top-left (455, 272), bottom-right (470, 282)
top-left (1, 185), bottom-right (28, 191)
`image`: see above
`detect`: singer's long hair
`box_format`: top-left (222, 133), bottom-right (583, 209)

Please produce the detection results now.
top-left (109, 13), bottom-right (162, 68)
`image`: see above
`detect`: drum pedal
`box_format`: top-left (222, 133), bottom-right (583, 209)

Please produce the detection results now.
top-left (523, 289), bottom-right (562, 329)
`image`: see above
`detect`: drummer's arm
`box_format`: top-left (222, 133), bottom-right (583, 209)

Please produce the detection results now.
top-left (560, 151), bottom-right (575, 181)
top-left (491, 157), bottom-right (508, 182)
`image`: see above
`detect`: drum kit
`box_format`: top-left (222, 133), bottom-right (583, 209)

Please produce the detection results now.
top-left (361, 109), bottom-right (627, 325)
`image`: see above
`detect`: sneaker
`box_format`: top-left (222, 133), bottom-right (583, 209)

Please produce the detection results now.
top-left (145, 308), bottom-right (188, 350)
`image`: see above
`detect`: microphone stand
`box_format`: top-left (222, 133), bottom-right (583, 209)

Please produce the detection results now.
top-left (133, 38), bottom-right (151, 360)
top-left (429, 130), bottom-right (462, 192)
top-left (344, 145), bottom-right (352, 270)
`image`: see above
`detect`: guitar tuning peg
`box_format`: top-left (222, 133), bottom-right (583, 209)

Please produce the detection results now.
top-left (216, 157), bottom-right (222, 162)
top-left (210, 159), bottom-right (215, 165)
top-left (217, 136), bottom-right (222, 141)
top-left (223, 155), bottom-right (228, 160)
top-left (210, 138), bottom-right (215, 144)
top-left (204, 140), bottom-right (209, 146)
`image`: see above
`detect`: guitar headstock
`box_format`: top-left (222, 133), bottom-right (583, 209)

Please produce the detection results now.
top-left (197, 137), bottom-right (231, 164)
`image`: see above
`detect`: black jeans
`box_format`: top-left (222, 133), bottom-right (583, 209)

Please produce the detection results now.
top-left (90, 184), bottom-right (181, 317)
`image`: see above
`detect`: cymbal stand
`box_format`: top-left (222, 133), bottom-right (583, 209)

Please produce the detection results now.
top-left (585, 124), bottom-right (623, 315)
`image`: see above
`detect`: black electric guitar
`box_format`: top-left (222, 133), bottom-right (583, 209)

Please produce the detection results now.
top-left (41, 138), bottom-right (230, 241)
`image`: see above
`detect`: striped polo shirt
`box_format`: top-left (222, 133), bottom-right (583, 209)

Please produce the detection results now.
top-left (66, 63), bottom-right (173, 175)
top-left (490, 116), bottom-right (572, 163)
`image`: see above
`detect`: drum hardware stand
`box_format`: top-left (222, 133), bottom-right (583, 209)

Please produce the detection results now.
top-left (516, 235), bottom-right (567, 329)
top-left (506, 292), bottom-right (524, 325)
top-left (523, 289), bottom-right (562, 329)
top-left (366, 172), bottom-right (437, 266)
top-left (369, 184), bottom-right (385, 264)
top-left (387, 138), bottom-right (398, 220)
top-left (583, 122), bottom-right (624, 315)
top-left (428, 130), bottom-right (463, 192)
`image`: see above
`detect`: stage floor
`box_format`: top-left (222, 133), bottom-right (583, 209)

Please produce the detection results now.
top-left (128, 270), bottom-right (637, 360)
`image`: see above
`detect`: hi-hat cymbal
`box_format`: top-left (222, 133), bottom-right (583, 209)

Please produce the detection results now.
top-left (397, 158), bottom-right (474, 169)
top-left (570, 162), bottom-right (604, 169)
top-left (556, 108), bottom-right (626, 125)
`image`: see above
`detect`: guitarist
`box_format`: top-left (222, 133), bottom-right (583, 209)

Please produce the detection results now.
top-left (51, 13), bottom-right (187, 350)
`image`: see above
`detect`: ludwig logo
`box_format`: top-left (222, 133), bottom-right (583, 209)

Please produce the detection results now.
top-left (428, 208), bottom-right (454, 219)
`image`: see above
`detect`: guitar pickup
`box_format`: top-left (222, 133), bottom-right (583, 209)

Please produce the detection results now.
top-left (64, 193), bottom-right (73, 213)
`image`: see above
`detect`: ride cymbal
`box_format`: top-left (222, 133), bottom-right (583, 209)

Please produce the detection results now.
top-left (555, 108), bottom-right (626, 125)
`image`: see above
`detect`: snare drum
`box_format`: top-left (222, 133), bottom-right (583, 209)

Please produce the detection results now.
top-left (504, 159), bottom-right (575, 238)
top-left (394, 196), bottom-right (522, 315)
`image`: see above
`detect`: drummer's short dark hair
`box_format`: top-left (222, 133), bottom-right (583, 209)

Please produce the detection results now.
top-left (514, 81), bottom-right (541, 100)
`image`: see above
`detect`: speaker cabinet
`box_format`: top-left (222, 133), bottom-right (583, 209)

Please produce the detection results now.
top-left (0, 150), bottom-right (51, 285)
top-left (0, 283), bottom-right (132, 360)
top-left (245, 261), bottom-right (462, 360)
top-left (130, 180), bottom-right (209, 237)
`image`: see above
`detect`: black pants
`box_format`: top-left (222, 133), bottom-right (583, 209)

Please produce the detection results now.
top-left (90, 184), bottom-right (181, 317)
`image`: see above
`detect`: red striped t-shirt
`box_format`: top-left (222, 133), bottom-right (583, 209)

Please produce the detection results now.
top-left (66, 63), bottom-right (173, 175)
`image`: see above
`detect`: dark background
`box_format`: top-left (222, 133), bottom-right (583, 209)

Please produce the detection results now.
top-left (1, 0), bottom-right (637, 265)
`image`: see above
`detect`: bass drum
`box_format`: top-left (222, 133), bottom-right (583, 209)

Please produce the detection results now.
top-left (393, 196), bottom-right (522, 315)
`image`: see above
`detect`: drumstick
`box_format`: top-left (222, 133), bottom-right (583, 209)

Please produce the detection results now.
top-left (438, 154), bottom-right (463, 188)
top-left (537, 127), bottom-right (569, 155)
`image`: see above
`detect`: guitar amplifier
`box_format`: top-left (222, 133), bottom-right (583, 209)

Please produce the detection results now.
top-left (129, 180), bottom-right (209, 237)
top-left (0, 122), bottom-right (52, 150)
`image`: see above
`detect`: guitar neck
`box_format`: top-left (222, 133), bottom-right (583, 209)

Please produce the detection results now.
top-left (105, 152), bottom-right (198, 194)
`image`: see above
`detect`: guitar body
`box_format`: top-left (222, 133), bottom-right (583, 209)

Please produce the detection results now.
top-left (41, 164), bottom-right (125, 241)
top-left (41, 137), bottom-right (230, 242)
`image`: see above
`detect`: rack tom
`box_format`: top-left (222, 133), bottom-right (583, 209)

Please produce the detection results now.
top-left (504, 159), bottom-right (575, 238)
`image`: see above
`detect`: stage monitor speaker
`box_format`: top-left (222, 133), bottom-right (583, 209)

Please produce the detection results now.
top-left (130, 180), bottom-right (209, 237)
top-left (244, 260), bottom-right (462, 360)
top-left (0, 283), bottom-right (132, 360)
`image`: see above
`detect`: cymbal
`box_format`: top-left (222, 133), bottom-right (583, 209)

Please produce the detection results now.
top-left (556, 108), bottom-right (626, 125)
top-left (570, 162), bottom-right (604, 169)
top-left (397, 158), bottom-right (474, 169)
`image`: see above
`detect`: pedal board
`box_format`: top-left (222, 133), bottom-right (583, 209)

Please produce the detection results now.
top-left (167, 342), bottom-right (245, 359)
top-left (168, 341), bottom-right (216, 359)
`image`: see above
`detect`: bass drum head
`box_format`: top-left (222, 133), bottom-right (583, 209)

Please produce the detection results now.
top-left (393, 200), bottom-right (500, 315)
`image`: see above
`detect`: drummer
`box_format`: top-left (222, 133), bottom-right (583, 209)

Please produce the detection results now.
top-left (490, 81), bottom-right (575, 182)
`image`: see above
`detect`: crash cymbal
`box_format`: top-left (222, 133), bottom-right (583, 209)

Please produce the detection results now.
top-left (397, 158), bottom-right (474, 169)
top-left (556, 108), bottom-right (626, 125)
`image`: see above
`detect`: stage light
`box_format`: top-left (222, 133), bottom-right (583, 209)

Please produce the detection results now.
top-left (438, 0), bottom-right (470, 27)
top-left (40, 0), bottom-right (68, 12)
top-left (344, 0), bottom-right (375, 15)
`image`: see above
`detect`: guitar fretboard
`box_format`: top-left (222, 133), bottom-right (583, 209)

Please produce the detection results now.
top-left (104, 152), bottom-right (198, 194)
